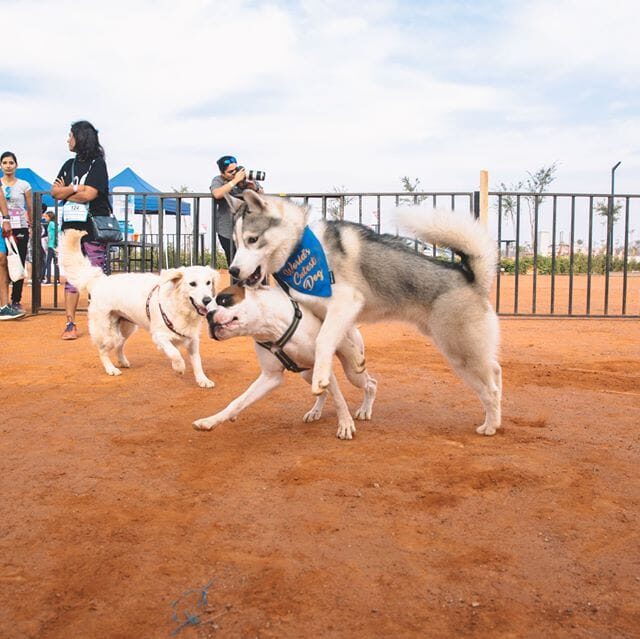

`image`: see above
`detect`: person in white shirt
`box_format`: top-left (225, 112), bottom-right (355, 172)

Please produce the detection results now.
top-left (0, 151), bottom-right (31, 315)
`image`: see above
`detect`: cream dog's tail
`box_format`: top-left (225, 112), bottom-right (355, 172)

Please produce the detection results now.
top-left (60, 230), bottom-right (105, 293)
top-left (396, 207), bottom-right (497, 294)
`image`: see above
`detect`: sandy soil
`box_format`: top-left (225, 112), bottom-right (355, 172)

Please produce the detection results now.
top-left (1, 302), bottom-right (639, 638)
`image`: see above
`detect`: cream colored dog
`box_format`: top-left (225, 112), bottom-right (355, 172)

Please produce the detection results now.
top-left (60, 229), bottom-right (218, 387)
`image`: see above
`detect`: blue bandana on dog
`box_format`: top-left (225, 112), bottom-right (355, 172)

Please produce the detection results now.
top-left (275, 226), bottom-right (333, 297)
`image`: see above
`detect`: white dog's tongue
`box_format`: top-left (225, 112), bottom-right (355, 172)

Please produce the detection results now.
top-left (190, 298), bottom-right (207, 316)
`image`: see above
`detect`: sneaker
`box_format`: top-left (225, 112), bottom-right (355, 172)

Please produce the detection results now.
top-left (10, 303), bottom-right (25, 313)
top-left (0, 304), bottom-right (26, 320)
top-left (61, 322), bottom-right (78, 340)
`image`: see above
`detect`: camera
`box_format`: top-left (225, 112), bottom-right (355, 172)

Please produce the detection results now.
top-left (236, 166), bottom-right (266, 182)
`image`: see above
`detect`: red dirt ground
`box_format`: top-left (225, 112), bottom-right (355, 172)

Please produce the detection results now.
top-left (1, 292), bottom-right (639, 638)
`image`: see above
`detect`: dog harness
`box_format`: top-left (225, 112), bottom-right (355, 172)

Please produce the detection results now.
top-left (145, 285), bottom-right (189, 339)
top-left (256, 297), bottom-right (309, 373)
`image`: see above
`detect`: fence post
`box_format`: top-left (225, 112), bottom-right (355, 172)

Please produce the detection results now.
top-left (605, 161), bottom-right (621, 315)
top-left (31, 192), bottom-right (43, 314)
top-left (479, 169), bottom-right (489, 225)
top-left (193, 197), bottom-right (200, 264)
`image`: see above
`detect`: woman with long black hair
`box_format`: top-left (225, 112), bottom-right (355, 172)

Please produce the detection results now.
top-left (52, 120), bottom-right (111, 340)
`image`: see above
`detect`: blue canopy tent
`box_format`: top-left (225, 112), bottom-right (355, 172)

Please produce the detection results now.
top-left (109, 167), bottom-right (191, 215)
top-left (15, 168), bottom-right (56, 207)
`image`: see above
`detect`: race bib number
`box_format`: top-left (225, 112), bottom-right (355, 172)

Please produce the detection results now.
top-left (62, 201), bottom-right (89, 222)
top-left (8, 208), bottom-right (23, 229)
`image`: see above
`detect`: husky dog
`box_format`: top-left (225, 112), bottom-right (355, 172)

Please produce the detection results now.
top-left (193, 284), bottom-right (377, 439)
top-left (60, 229), bottom-right (219, 387)
top-left (226, 192), bottom-right (502, 435)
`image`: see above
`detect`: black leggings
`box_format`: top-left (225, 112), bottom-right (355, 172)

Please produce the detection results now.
top-left (10, 228), bottom-right (29, 304)
top-left (43, 247), bottom-right (58, 283)
top-left (218, 235), bottom-right (234, 268)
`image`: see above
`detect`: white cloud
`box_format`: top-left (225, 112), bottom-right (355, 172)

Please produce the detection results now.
top-left (502, 0), bottom-right (640, 81)
top-left (0, 0), bottom-right (638, 197)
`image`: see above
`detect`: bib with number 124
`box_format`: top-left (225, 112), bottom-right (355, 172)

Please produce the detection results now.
top-left (62, 201), bottom-right (89, 222)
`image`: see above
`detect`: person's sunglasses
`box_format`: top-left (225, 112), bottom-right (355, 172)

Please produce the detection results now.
top-left (223, 157), bottom-right (237, 166)
top-left (3, 186), bottom-right (11, 200)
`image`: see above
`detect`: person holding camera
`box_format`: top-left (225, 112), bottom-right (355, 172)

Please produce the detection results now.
top-left (210, 155), bottom-right (264, 269)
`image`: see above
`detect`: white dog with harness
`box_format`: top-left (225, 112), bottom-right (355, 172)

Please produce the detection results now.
top-left (193, 284), bottom-right (377, 439)
top-left (60, 229), bottom-right (218, 387)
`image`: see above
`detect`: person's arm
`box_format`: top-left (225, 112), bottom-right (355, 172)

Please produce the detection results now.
top-left (1, 190), bottom-right (10, 235)
top-left (52, 177), bottom-right (98, 203)
top-left (211, 169), bottom-right (246, 200)
top-left (51, 163), bottom-right (69, 201)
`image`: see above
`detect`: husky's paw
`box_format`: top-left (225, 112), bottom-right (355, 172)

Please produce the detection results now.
top-left (476, 422), bottom-right (500, 436)
top-left (336, 418), bottom-right (356, 440)
top-left (354, 404), bottom-right (372, 420)
top-left (303, 407), bottom-right (323, 422)
top-left (117, 357), bottom-right (131, 368)
top-left (105, 367), bottom-right (122, 377)
top-left (171, 358), bottom-right (186, 375)
top-left (192, 415), bottom-right (222, 431)
top-left (196, 377), bottom-right (215, 389)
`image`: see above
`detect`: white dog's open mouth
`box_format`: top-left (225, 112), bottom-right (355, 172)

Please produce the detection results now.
top-left (241, 266), bottom-right (262, 288)
top-left (190, 298), bottom-right (209, 316)
top-left (210, 318), bottom-right (239, 340)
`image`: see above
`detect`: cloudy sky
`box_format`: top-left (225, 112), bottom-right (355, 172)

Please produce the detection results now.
top-left (1, 0), bottom-right (638, 196)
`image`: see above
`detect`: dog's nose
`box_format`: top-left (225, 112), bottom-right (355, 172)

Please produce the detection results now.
top-left (228, 266), bottom-right (240, 278)
top-left (202, 296), bottom-right (212, 307)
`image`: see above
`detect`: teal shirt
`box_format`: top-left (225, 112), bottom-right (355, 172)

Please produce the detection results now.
top-left (47, 221), bottom-right (57, 249)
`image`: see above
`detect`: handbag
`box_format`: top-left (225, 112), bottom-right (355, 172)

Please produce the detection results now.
top-left (89, 214), bottom-right (123, 243)
top-left (6, 235), bottom-right (26, 282)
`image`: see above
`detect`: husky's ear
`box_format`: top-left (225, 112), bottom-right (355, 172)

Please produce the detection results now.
top-left (242, 189), bottom-right (269, 213)
top-left (160, 267), bottom-right (184, 285)
top-left (223, 193), bottom-right (246, 214)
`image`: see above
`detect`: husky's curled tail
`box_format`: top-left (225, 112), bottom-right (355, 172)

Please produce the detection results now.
top-left (60, 230), bottom-right (105, 293)
top-left (396, 207), bottom-right (497, 294)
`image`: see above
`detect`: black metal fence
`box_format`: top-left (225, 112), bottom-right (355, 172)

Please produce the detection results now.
top-left (29, 189), bottom-right (639, 318)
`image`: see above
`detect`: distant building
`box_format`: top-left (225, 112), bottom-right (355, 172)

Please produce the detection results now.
top-left (537, 230), bottom-right (551, 256)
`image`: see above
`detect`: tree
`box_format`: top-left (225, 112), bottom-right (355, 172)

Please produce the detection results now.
top-left (495, 179), bottom-right (524, 230)
top-left (399, 176), bottom-right (429, 205)
top-left (594, 198), bottom-right (623, 223)
top-left (595, 198), bottom-right (624, 262)
top-left (523, 163), bottom-right (558, 245)
top-left (494, 163), bottom-right (558, 244)
top-left (327, 186), bottom-right (354, 221)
